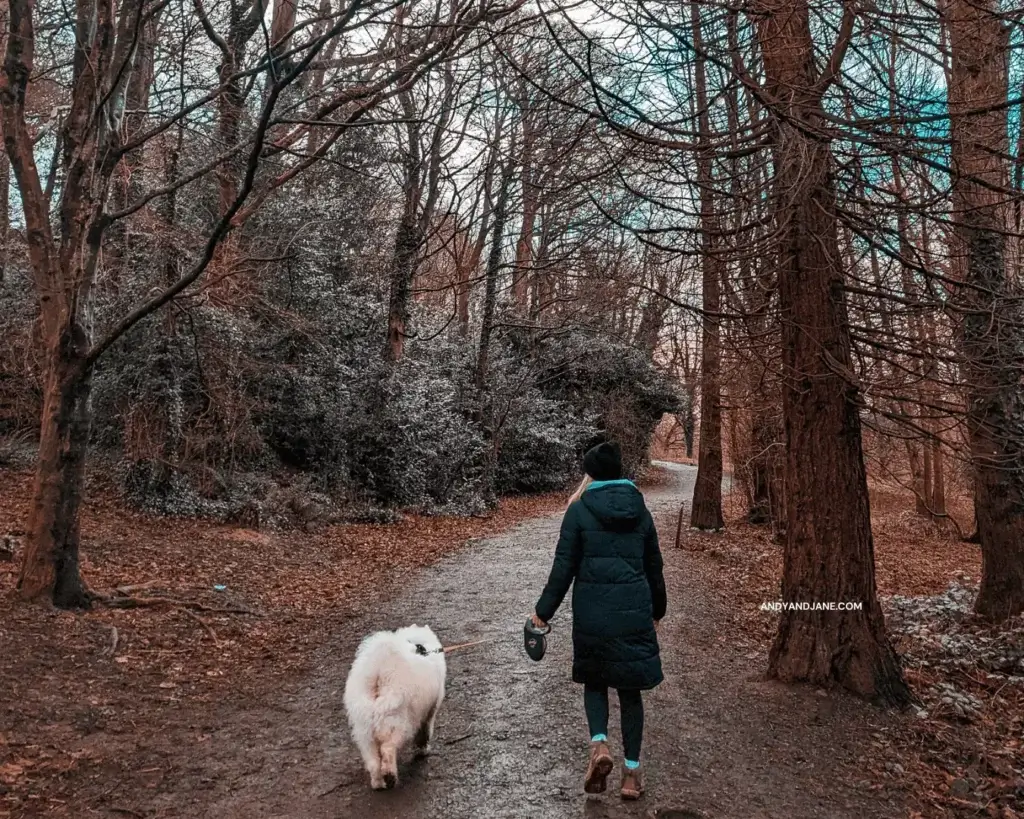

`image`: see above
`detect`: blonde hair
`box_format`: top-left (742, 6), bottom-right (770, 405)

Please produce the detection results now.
top-left (567, 474), bottom-right (592, 508)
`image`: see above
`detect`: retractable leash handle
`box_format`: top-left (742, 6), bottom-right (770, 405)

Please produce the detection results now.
top-left (523, 617), bottom-right (551, 662)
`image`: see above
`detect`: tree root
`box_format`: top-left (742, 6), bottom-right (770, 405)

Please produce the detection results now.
top-left (181, 608), bottom-right (222, 646)
top-left (114, 580), bottom-right (162, 595)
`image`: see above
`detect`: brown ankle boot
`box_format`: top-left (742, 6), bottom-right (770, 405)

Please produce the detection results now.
top-left (620, 766), bottom-right (643, 800)
top-left (583, 741), bottom-right (614, 794)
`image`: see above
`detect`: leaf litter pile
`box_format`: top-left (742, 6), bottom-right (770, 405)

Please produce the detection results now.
top-left (0, 467), bottom-right (567, 817)
top-left (681, 483), bottom-right (1021, 819)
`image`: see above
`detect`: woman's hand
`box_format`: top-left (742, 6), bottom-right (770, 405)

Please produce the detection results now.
top-left (531, 613), bottom-right (547, 629)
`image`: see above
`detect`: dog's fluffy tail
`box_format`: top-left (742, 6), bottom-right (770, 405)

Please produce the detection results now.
top-left (344, 636), bottom-right (415, 723)
top-left (346, 637), bottom-right (395, 701)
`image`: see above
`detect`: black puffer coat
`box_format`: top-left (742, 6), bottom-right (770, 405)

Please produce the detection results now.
top-left (535, 481), bottom-right (666, 691)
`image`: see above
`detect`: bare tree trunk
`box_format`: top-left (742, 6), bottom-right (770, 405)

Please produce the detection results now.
top-left (20, 331), bottom-right (93, 607)
top-left (931, 434), bottom-right (946, 516)
top-left (455, 132), bottom-right (501, 338)
top-left (920, 441), bottom-right (933, 515)
top-left (385, 209), bottom-right (424, 361)
top-left (452, 224), bottom-right (475, 338)
top-left (1014, 78), bottom-right (1024, 235)
top-left (748, 410), bottom-right (782, 525)
top-left (2, 0), bottom-right (135, 606)
top-left (635, 273), bottom-right (668, 356)
top-left (886, 41), bottom-right (934, 517)
top-left (682, 403), bottom-right (695, 459)
top-left (455, 263), bottom-right (472, 336)
top-left (924, 314), bottom-right (947, 517)
top-left (0, 4), bottom-right (6, 283)
top-left (385, 84), bottom-right (425, 362)
top-left (270, 0), bottom-right (297, 52)
top-left (945, 0), bottom-right (1024, 620)
top-left (475, 156), bottom-right (514, 394)
top-left (474, 152), bottom-right (515, 500)
top-left (385, 58), bottom-right (455, 361)
top-left (203, 0), bottom-right (264, 216)
top-left (904, 438), bottom-right (926, 508)
top-left (0, 123), bottom-right (8, 283)
top-left (216, 68), bottom-right (246, 216)
top-left (108, 9), bottom-right (159, 276)
top-left (754, 0), bottom-right (909, 703)
top-left (689, 4), bottom-right (724, 531)
top-left (512, 111), bottom-right (536, 310)
top-left (672, 334), bottom-right (697, 459)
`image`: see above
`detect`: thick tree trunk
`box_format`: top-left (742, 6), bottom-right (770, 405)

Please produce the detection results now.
top-left (0, 128), bottom-right (8, 283)
top-left (0, 11), bottom-right (6, 283)
top-left (19, 330), bottom-right (93, 608)
top-left (755, 0), bottom-right (909, 703)
top-left (767, 139), bottom-right (907, 699)
top-left (689, 4), bottom-right (724, 531)
top-left (945, 0), bottom-right (1024, 620)
top-left (961, 227), bottom-right (1024, 619)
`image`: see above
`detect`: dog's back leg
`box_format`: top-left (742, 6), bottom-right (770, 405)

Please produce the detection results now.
top-left (378, 737), bottom-right (399, 789)
top-left (355, 733), bottom-right (386, 790)
top-left (413, 705), bottom-right (437, 758)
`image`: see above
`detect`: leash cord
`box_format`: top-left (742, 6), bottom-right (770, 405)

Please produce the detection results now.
top-left (414, 638), bottom-right (489, 656)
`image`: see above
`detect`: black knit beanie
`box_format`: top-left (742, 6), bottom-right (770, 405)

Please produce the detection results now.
top-left (583, 442), bottom-right (622, 481)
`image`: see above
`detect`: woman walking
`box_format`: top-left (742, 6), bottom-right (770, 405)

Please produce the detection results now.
top-left (530, 441), bottom-right (667, 800)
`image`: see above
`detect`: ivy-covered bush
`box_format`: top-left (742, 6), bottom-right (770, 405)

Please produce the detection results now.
top-left (1, 126), bottom-right (678, 526)
top-left (531, 330), bottom-right (680, 478)
top-left (495, 392), bottom-right (595, 494)
top-left (342, 356), bottom-right (487, 514)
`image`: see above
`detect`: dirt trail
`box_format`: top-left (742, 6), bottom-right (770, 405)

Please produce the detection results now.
top-left (140, 464), bottom-right (905, 819)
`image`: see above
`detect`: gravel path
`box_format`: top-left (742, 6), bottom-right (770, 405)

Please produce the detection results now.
top-left (147, 463), bottom-right (905, 819)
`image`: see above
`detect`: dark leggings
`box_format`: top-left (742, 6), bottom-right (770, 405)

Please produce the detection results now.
top-left (584, 685), bottom-right (644, 761)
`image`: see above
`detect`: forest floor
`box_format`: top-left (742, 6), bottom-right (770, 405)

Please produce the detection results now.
top-left (0, 463), bottom-right (1019, 819)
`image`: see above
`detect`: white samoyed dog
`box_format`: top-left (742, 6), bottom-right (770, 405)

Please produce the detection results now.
top-left (343, 624), bottom-right (446, 790)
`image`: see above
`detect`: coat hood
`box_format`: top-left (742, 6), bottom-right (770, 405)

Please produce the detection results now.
top-left (580, 481), bottom-right (645, 533)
